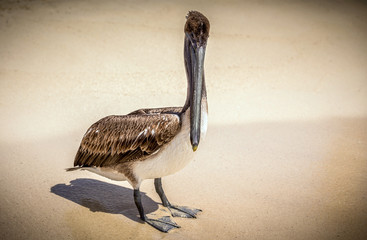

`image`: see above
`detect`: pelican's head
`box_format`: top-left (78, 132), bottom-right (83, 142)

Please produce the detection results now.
top-left (184, 11), bottom-right (210, 152)
top-left (185, 11), bottom-right (210, 48)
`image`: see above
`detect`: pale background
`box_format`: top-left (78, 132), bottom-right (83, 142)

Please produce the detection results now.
top-left (1, 0), bottom-right (366, 239)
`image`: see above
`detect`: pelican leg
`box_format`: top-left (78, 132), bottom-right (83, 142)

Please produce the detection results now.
top-left (154, 178), bottom-right (202, 218)
top-left (133, 189), bottom-right (180, 232)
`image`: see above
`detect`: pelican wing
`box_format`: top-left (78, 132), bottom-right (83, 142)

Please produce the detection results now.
top-left (74, 113), bottom-right (181, 167)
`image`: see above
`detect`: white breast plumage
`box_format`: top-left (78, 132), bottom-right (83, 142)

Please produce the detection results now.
top-left (133, 103), bottom-right (208, 185)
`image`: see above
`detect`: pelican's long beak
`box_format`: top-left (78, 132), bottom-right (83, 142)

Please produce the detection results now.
top-left (189, 38), bottom-right (206, 152)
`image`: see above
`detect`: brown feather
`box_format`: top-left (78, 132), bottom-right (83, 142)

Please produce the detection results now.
top-left (128, 107), bottom-right (182, 115)
top-left (74, 110), bottom-right (182, 168)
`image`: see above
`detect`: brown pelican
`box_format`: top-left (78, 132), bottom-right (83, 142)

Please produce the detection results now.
top-left (67, 11), bottom-right (210, 232)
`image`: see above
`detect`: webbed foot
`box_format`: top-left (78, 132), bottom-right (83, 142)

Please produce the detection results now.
top-left (168, 205), bottom-right (202, 218)
top-left (144, 216), bottom-right (180, 232)
top-left (154, 178), bottom-right (202, 219)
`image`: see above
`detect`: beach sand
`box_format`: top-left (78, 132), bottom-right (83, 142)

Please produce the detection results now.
top-left (1, 1), bottom-right (366, 239)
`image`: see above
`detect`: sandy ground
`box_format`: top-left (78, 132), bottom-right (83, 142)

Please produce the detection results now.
top-left (1, 0), bottom-right (367, 239)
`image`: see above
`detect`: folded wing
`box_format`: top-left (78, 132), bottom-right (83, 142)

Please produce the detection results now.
top-left (74, 113), bottom-right (181, 168)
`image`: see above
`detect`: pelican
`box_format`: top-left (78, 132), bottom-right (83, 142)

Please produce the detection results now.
top-left (67, 11), bottom-right (210, 232)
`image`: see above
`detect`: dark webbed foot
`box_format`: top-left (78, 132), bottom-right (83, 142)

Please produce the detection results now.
top-left (154, 178), bottom-right (202, 218)
top-left (145, 216), bottom-right (180, 232)
top-left (168, 205), bottom-right (202, 218)
top-left (134, 189), bottom-right (180, 232)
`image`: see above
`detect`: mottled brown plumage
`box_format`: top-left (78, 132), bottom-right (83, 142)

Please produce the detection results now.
top-left (74, 109), bottom-right (181, 168)
top-left (128, 107), bottom-right (182, 115)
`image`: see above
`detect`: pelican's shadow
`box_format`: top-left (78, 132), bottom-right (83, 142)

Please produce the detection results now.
top-left (50, 178), bottom-right (159, 222)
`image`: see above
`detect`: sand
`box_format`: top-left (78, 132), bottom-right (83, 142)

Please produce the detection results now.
top-left (1, 0), bottom-right (367, 239)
